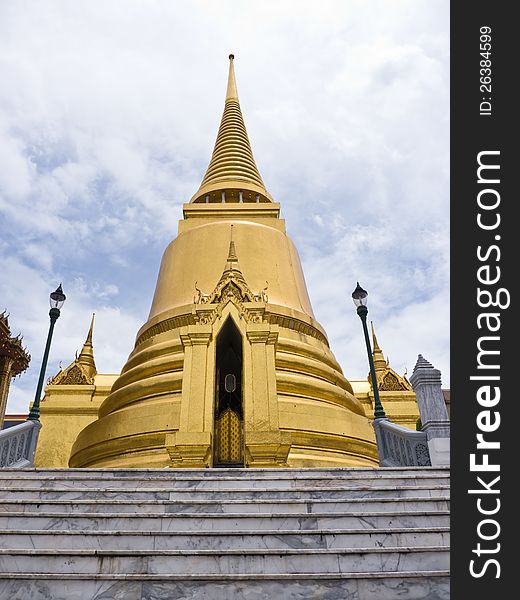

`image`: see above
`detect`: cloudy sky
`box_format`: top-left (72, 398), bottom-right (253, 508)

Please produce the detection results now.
top-left (1, 0), bottom-right (449, 414)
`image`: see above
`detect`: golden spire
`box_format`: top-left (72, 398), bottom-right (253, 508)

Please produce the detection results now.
top-left (222, 227), bottom-right (246, 284)
top-left (224, 225), bottom-right (239, 270)
top-left (205, 231), bottom-right (254, 304)
top-left (77, 313), bottom-right (97, 379)
top-left (226, 240), bottom-right (238, 265)
top-left (226, 53), bottom-right (238, 101)
top-left (191, 54), bottom-right (273, 204)
top-left (371, 321), bottom-right (387, 374)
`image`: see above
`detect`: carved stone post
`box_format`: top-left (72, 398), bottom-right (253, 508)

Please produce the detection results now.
top-left (167, 325), bottom-right (213, 467)
top-left (409, 355), bottom-right (450, 466)
top-left (244, 324), bottom-right (290, 467)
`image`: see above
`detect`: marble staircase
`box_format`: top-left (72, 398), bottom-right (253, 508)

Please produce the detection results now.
top-left (0, 467), bottom-right (450, 599)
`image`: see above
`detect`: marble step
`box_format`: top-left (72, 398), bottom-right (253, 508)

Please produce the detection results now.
top-left (1, 469), bottom-right (449, 490)
top-left (0, 527), bottom-right (450, 551)
top-left (0, 484), bottom-right (450, 501)
top-left (0, 571), bottom-right (450, 600)
top-left (0, 476), bottom-right (450, 491)
top-left (0, 546), bottom-right (449, 575)
top-left (0, 510), bottom-right (450, 531)
top-left (0, 468), bottom-right (450, 598)
top-left (2, 467), bottom-right (450, 477)
top-left (0, 497), bottom-right (449, 514)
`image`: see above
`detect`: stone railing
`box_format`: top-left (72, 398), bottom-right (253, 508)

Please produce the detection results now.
top-left (0, 420), bottom-right (41, 468)
top-left (410, 354), bottom-right (450, 466)
top-left (374, 418), bottom-right (431, 467)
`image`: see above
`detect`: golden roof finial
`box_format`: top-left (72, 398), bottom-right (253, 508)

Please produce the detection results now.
top-left (225, 226), bottom-right (239, 270)
top-left (190, 54), bottom-right (272, 204)
top-left (227, 241), bottom-right (238, 263)
top-left (227, 225), bottom-right (238, 263)
top-left (371, 321), bottom-right (387, 374)
top-left (209, 234), bottom-right (251, 302)
top-left (226, 54), bottom-right (238, 101)
top-left (85, 313), bottom-right (95, 346)
top-left (77, 313), bottom-right (97, 379)
top-left (371, 321), bottom-right (381, 351)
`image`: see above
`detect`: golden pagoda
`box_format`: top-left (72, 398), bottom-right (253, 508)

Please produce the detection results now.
top-left (68, 55), bottom-right (382, 469)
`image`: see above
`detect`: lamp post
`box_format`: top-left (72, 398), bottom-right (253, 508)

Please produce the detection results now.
top-left (27, 285), bottom-right (66, 421)
top-left (352, 282), bottom-right (386, 420)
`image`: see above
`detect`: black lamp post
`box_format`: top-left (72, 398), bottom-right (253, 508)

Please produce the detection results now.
top-left (352, 282), bottom-right (386, 420)
top-left (27, 284), bottom-right (66, 421)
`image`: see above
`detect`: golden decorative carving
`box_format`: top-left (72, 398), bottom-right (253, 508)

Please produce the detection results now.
top-left (194, 282), bottom-right (211, 304)
top-left (380, 371), bottom-right (408, 391)
top-left (216, 407), bottom-right (243, 465)
top-left (57, 364), bottom-right (91, 386)
top-left (252, 281), bottom-right (269, 303)
top-left (136, 302), bottom-right (327, 347)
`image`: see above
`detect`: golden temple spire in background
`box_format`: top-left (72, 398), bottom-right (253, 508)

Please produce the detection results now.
top-left (191, 54), bottom-right (273, 204)
top-left (77, 313), bottom-right (97, 379)
top-left (371, 321), bottom-right (387, 375)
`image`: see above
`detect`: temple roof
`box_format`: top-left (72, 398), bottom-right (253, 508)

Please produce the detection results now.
top-left (0, 310), bottom-right (30, 376)
top-left (369, 322), bottom-right (412, 393)
top-left (371, 321), bottom-right (387, 374)
top-left (76, 313), bottom-right (97, 379)
top-left (50, 314), bottom-right (97, 385)
top-left (190, 55), bottom-right (273, 204)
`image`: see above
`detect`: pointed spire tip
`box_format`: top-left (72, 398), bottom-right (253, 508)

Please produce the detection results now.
top-left (77, 313), bottom-right (97, 377)
top-left (189, 52), bottom-right (272, 203)
top-left (227, 240), bottom-right (238, 262)
top-left (226, 53), bottom-right (238, 101)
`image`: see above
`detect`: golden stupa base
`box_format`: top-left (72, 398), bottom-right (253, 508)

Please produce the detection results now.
top-left (244, 431), bottom-right (292, 468)
top-left (166, 431), bottom-right (212, 468)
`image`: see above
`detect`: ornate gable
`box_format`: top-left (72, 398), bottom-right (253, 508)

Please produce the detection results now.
top-left (368, 367), bottom-right (412, 392)
top-left (379, 369), bottom-right (412, 392)
top-left (193, 240), bottom-right (268, 325)
top-left (368, 322), bottom-right (412, 392)
top-left (49, 314), bottom-right (97, 386)
top-left (50, 361), bottom-right (94, 386)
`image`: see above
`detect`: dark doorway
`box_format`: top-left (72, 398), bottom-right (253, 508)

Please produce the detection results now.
top-left (214, 318), bottom-right (244, 467)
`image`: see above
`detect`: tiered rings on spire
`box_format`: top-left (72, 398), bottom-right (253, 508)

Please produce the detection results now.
top-left (191, 55), bottom-right (273, 204)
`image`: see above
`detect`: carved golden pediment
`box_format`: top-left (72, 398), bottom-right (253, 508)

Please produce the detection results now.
top-left (212, 278), bottom-right (254, 305)
top-left (194, 237), bottom-right (269, 308)
top-left (50, 362), bottom-right (93, 386)
top-left (369, 368), bottom-right (411, 392)
top-left (193, 290), bottom-right (268, 328)
top-left (195, 271), bottom-right (267, 307)
top-left (380, 370), bottom-right (410, 391)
